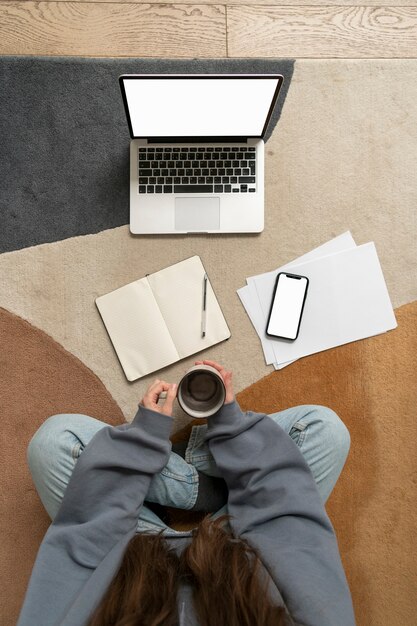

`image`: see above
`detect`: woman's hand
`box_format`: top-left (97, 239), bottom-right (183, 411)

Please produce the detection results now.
top-left (140, 379), bottom-right (177, 416)
top-left (194, 359), bottom-right (235, 404)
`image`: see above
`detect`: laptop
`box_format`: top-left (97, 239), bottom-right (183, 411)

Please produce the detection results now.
top-left (119, 74), bottom-right (284, 234)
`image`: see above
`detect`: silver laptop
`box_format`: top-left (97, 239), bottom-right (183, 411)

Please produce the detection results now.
top-left (119, 74), bottom-right (284, 234)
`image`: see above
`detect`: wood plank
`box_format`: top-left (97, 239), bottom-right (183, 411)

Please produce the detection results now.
top-left (227, 6), bottom-right (417, 58)
top-left (50, 0), bottom-right (417, 6)
top-left (0, 2), bottom-right (226, 57)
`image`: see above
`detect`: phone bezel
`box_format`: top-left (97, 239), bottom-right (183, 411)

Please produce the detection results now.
top-left (265, 272), bottom-right (309, 341)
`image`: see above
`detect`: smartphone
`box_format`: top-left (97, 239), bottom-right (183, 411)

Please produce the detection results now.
top-left (266, 272), bottom-right (309, 341)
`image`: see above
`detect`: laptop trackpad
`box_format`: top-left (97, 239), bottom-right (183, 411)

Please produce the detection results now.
top-left (175, 197), bottom-right (220, 231)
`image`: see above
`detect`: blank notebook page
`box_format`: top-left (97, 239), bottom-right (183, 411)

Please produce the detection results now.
top-left (96, 279), bottom-right (178, 381)
top-left (147, 256), bottom-right (230, 359)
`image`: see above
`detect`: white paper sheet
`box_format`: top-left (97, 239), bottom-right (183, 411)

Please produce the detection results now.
top-left (254, 242), bottom-right (397, 365)
top-left (237, 231), bottom-right (357, 367)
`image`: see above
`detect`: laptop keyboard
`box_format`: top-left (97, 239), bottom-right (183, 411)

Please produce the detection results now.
top-left (138, 146), bottom-right (256, 194)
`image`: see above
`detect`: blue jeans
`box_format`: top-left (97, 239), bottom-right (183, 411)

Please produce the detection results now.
top-left (27, 405), bottom-right (350, 537)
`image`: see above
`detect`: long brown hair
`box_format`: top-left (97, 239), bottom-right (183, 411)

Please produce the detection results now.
top-left (87, 514), bottom-right (290, 626)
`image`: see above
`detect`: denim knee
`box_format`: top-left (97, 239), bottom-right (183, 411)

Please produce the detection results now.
top-left (27, 413), bottom-right (90, 470)
top-left (310, 406), bottom-right (351, 463)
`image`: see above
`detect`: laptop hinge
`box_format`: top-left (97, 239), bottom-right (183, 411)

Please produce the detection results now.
top-left (146, 136), bottom-right (251, 144)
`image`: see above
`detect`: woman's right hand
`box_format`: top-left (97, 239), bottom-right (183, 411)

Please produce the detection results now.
top-left (194, 359), bottom-right (235, 404)
top-left (140, 379), bottom-right (177, 416)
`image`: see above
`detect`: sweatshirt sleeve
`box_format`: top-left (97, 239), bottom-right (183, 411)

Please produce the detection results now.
top-left (17, 407), bottom-right (173, 626)
top-left (204, 400), bottom-right (356, 626)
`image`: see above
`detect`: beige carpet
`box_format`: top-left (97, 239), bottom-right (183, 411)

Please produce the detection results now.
top-left (1, 59), bottom-right (417, 626)
top-left (0, 59), bottom-right (416, 427)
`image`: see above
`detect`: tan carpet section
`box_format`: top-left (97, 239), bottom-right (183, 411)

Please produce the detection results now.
top-left (0, 60), bottom-right (416, 426)
top-left (0, 307), bottom-right (125, 626)
top-left (237, 300), bottom-right (417, 626)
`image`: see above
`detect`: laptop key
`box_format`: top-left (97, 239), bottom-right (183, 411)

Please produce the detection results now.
top-left (155, 185), bottom-right (163, 193)
top-left (147, 185), bottom-right (154, 193)
top-left (214, 185), bottom-right (223, 193)
top-left (139, 185), bottom-right (146, 193)
top-left (164, 185), bottom-right (173, 193)
top-left (198, 177), bottom-right (205, 184)
top-left (174, 177), bottom-right (181, 184)
top-left (225, 185), bottom-right (232, 192)
top-left (139, 177), bottom-right (148, 184)
top-left (239, 176), bottom-right (255, 183)
top-left (174, 185), bottom-right (213, 193)
top-left (141, 169), bottom-right (152, 177)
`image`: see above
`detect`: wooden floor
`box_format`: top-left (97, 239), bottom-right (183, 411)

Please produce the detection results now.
top-left (0, 1), bottom-right (416, 58)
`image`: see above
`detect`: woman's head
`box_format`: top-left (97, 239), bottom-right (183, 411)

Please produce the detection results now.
top-left (87, 514), bottom-right (290, 626)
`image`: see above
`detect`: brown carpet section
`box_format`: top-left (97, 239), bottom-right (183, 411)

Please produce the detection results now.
top-left (236, 300), bottom-right (417, 626)
top-left (0, 307), bottom-right (126, 626)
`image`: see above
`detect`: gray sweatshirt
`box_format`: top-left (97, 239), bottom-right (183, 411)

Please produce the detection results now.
top-left (17, 400), bottom-right (356, 626)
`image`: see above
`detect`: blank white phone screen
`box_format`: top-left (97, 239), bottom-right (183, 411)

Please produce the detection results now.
top-left (122, 78), bottom-right (280, 137)
top-left (267, 274), bottom-right (308, 340)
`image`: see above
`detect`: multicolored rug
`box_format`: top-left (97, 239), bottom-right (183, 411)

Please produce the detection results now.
top-left (1, 57), bottom-right (416, 626)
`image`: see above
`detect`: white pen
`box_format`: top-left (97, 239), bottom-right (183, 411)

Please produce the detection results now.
top-left (201, 273), bottom-right (208, 338)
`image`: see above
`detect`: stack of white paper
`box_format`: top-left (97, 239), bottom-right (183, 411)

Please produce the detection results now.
top-left (237, 232), bottom-right (397, 369)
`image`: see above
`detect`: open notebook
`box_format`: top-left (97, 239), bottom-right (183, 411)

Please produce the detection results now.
top-left (96, 256), bottom-right (231, 381)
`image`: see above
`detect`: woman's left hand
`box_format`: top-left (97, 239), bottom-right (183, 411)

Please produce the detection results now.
top-left (140, 379), bottom-right (177, 416)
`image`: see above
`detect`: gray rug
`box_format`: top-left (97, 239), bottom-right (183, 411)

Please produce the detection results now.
top-left (0, 57), bottom-right (294, 253)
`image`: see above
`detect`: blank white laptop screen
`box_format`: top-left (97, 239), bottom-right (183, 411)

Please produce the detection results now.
top-left (122, 77), bottom-right (281, 138)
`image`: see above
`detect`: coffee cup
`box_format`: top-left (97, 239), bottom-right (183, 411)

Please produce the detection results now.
top-left (177, 364), bottom-right (226, 418)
